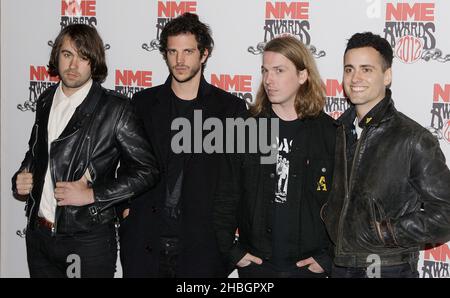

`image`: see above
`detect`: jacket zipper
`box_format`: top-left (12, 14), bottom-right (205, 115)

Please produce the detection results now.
top-left (27, 124), bottom-right (40, 229)
top-left (336, 126), bottom-right (367, 254)
top-left (27, 192), bottom-right (36, 229)
top-left (31, 124), bottom-right (39, 157)
top-left (50, 142), bottom-right (58, 236)
top-left (49, 128), bottom-right (82, 236)
top-left (97, 192), bottom-right (135, 204)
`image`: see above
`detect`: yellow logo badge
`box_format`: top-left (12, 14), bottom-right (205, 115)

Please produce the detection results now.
top-left (317, 176), bottom-right (327, 191)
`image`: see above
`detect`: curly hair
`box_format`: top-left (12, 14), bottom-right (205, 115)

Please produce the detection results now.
top-left (159, 13), bottom-right (214, 71)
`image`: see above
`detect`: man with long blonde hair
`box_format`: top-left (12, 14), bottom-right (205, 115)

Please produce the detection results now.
top-left (214, 36), bottom-right (336, 277)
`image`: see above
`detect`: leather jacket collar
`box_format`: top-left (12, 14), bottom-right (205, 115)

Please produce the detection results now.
top-left (339, 88), bottom-right (396, 130)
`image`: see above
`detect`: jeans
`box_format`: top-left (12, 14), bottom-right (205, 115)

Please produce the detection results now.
top-left (332, 262), bottom-right (419, 278)
top-left (26, 222), bottom-right (117, 278)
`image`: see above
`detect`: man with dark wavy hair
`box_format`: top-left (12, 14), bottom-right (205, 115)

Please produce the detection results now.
top-left (12, 24), bottom-right (159, 278)
top-left (118, 13), bottom-right (246, 277)
top-left (322, 32), bottom-right (450, 278)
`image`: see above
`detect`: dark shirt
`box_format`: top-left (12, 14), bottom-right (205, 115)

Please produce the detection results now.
top-left (161, 92), bottom-right (195, 237)
top-left (271, 115), bottom-right (303, 270)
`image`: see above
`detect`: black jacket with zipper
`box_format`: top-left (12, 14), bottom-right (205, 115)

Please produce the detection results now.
top-left (12, 82), bottom-right (159, 235)
top-left (213, 110), bottom-right (337, 274)
top-left (322, 90), bottom-right (450, 267)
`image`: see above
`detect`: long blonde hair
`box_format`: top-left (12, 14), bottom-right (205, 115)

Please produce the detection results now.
top-left (250, 36), bottom-right (325, 118)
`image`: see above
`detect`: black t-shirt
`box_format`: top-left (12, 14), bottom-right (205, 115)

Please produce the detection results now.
top-left (271, 116), bottom-right (302, 270)
top-left (161, 92), bottom-right (195, 238)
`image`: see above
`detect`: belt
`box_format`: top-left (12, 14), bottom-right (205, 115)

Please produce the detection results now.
top-left (36, 216), bottom-right (54, 231)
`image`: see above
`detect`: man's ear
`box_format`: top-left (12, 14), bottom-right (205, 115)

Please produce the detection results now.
top-left (384, 68), bottom-right (392, 87)
top-left (298, 69), bottom-right (308, 85)
top-left (200, 49), bottom-right (209, 64)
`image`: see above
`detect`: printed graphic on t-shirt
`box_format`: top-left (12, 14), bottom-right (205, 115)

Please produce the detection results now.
top-left (275, 136), bottom-right (293, 203)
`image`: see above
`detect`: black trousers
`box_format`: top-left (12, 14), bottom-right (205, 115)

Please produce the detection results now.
top-left (237, 262), bottom-right (328, 278)
top-left (158, 237), bottom-right (180, 278)
top-left (25, 222), bottom-right (117, 278)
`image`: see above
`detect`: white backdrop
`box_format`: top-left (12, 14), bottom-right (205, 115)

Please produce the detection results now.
top-left (1, 0), bottom-right (449, 278)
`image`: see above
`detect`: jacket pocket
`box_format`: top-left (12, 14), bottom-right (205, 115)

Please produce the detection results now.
top-left (370, 198), bottom-right (400, 248)
top-left (369, 198), bottom-right (390, 246)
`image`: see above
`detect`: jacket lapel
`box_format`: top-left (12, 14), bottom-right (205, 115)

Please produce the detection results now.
top-left (56, 82), bottom-right (103, 141)
top-left (150, 77), bottom-right (173, 169)
top-left (37, 85), bottom-right (58, 144)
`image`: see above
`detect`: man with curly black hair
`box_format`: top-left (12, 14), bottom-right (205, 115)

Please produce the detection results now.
top-left (118, 13), bottom-right (246, 277)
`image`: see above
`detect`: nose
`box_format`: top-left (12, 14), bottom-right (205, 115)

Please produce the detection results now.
top-left (176, 52), bottom-right (185, 64)
top-left (69, 56), bottom-right (79, 69)
top-left (351, 69), bottom-right (363, 83)
top-left (264, 71), bottom-right (274, 86)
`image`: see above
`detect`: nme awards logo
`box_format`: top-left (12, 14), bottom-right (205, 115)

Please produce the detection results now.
top-left (57, 0), bottom-right (109, 50)
top-left (211, 74), bottom-right (254, 106)
top-left (60, 0), bottom-right (97, 29)
top-left (248, 1), bottom-right (325, 59)
top-left (115, 69), bottom-right (152, 98)
top-left (429, 84), bottom-right (450, 143)
top-left (324, 79), bottom-right (349, 120)
top-left (17, 66), bottom-right (59, 112)
top-left (383, 2), bottom-right (450, 64)
top-left (142, 1), bottom-right (197, 52)
top-left (421, 243), bottom-right (450, 278)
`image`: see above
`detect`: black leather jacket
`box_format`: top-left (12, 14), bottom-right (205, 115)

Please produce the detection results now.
top-left (12, 82), bottom-right (159, 235)
top-left (322, 91), bottom-right (450, 267)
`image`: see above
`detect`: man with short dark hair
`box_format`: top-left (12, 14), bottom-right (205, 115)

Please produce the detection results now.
top-left (322, 32), bottom-right (450, 278)
top-left (118, 13), bottom-right (246, 277)
top-left (12, 24), bottom-right (159, 278)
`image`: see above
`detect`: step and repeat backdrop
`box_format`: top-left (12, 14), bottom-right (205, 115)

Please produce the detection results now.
top-left (1, 0), bottom-right (449, 277)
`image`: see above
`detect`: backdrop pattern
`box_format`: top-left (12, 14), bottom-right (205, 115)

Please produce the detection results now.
top-left (1, 0), bottom-right (449, 278)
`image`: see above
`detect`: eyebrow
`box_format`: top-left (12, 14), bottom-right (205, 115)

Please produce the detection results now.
top-left (167, 47), bottom-right (196, 51)
top-left (60, 49), bottom-right (73, 54)
top-left (344, 64), bottom-right (375, 68)
top-left (262, 65), bottom-right (285, 69)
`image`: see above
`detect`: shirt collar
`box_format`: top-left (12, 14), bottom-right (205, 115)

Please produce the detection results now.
top-left (55, 79), bottom-right (93, 108)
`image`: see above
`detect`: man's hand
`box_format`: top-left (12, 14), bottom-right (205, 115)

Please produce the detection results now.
top-left (54, 176), bottom-right (94, 206)
top-left (123, 208), bottom-right (130, 219)
top-left (237, 253), bottom-right (263, 268)
top-left (296, 257), bottom-right (324, 273)
top-left (16, 170), bottom-right (33, 195)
